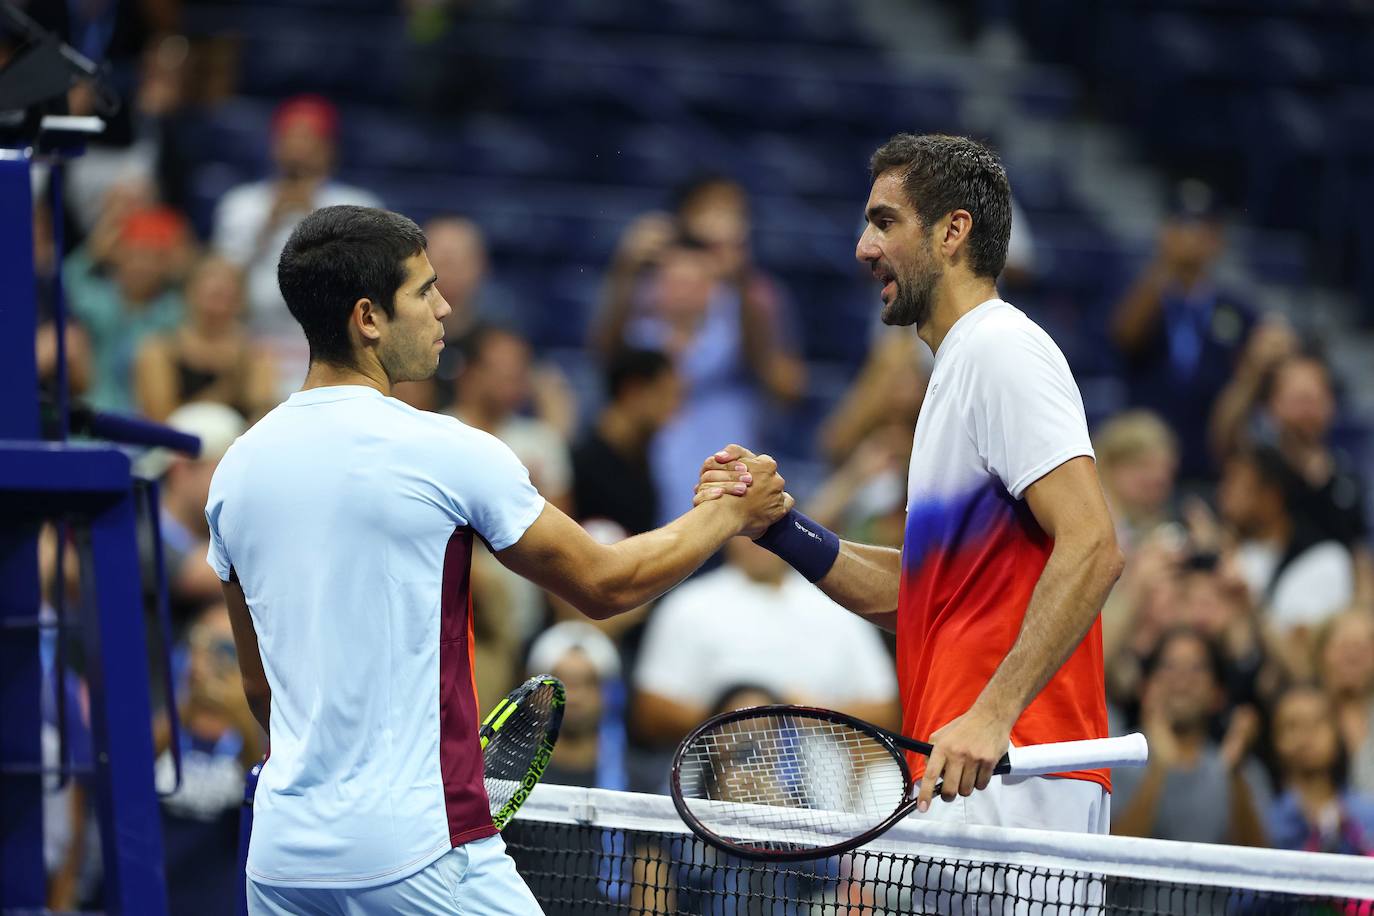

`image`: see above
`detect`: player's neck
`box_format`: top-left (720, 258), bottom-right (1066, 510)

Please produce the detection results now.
top-left (301, 359), bottom-right (391, 397)
top-left (919, 276), bottom-right (1000, 354)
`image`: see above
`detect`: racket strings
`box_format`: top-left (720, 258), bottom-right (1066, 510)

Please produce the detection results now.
top-left (678, 714), bottom-right (906, 852)
top-left (483, 685), bottom-right (557, 812)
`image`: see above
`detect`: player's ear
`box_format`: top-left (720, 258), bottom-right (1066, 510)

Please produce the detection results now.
top-left (352, 297), bottom-right (383, 342)
top-left (941, 209), bottom-right (973, 259)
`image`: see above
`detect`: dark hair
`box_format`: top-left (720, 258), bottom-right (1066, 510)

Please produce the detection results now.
top-left (868, 133), bottom-right (1012, 279)
top-left (1271, 682), bottom-right (1349, 789)
top-left (1143, 626), bottom-right (1228, 689)
top-left (277, 205), bottom-right (426, 367)
top-left (457, 322), bottom-right (526, 369)
top-left (1225, 444), bottom-right (1290, 493)
top-left (670, 173), bottom-right (744, 217)
top-left (1257, 348), bottom-right (1334, 407)
top-left (606, 348), bottom-right (672, 400)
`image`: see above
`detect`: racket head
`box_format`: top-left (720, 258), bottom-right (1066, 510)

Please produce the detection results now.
top-left (671, 704), bottom-right (914, 862)
top-left (480, 674), bottom-right (565, 829)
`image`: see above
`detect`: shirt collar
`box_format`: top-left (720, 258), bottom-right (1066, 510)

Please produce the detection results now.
top-left (286, 386), bottom-right (385, 406)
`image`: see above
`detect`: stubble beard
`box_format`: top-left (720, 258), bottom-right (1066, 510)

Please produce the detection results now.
top-left (880, 257), bottom-right (939, 328)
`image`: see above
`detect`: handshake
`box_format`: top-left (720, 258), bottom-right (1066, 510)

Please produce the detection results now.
top-left (694, 444), bottom-right (794, 539)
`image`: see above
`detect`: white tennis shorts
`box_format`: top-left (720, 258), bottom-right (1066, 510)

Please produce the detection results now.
top-left (246, 834), bottom-right (544, 915)
top-left (919, 772), bottom-right (1110, 833)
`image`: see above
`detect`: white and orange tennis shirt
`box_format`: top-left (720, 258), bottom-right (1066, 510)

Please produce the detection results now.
top-left (899, 299), bottom-right (1109, 791)
top-left (205, 386), bottom-right (545, 888)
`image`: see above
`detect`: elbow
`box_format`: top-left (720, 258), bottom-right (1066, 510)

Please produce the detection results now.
top-left (576, 584), bottom-right (633, 621)
top-left (1098, 537), bottom-right (1126, 587)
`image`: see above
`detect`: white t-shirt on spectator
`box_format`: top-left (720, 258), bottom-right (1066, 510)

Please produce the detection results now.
top-left (1235, 539), bottom-right (1354, 630)
top-left (212, 180), bottom-right (382, 336)
top-left (633, 566), bottom-right (897, 709)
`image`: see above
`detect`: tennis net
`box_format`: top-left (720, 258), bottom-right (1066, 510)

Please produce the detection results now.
top-left (506, 783), bottom-right (1374, 915)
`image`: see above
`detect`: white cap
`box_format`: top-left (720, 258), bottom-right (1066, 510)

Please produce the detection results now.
top-left (526, 621), bottom-right (622, 681)
top-left (135, 402), bottom-right (247, 478)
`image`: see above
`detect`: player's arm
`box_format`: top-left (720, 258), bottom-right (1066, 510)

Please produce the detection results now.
top-left (696, 446), bottom-right (901, 631)
top-left (915, 456), bottom-right (1124, 809)
top-left (496, 455), bottom-right (788, 619)
top-left (222, 572), bottom-right (270, 735)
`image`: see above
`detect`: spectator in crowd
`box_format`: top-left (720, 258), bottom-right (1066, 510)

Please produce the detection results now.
top-left (1219, 446), bottom-right (1355, 634)
top-left (399, 215), bottom-right (523, 411)
top-left (805, 423), bottom-right (910, 549)
top-left (1265, 683), bottom-right (1374, 855)
top-left (137, 402), bottom-right (247, 628)
top-left (1110, 180), bottom-right (1258, 480)
top-left (817, 328), bottom-right (926, 468)
top-left (1214, 345), bottom-right (1373, 605)
top-left (593, 176), bottom-right (806, 524)
top-left (212, 95), bottom-right (381, 385)
top-left (63, 34), bottom-right (199, 234)
top-left (572, 349), bottom-right (681, 537)
top-left (450, 324), bottom-right (572, 512)
top-left (155, 602), bottom-right (265, 916)
top-left (1102, 533), bottom-right (1282, 735)
top-left (63, 201), bottom-right (190, 413)
top-left (133, 255), bottom-right (277, 423)
top-left (631, 538), bottom-right (898, 747)
top-left (1112, 628), bottom-right (1270, 845)
top-left (526, 622), bottom-right (628, 791)
top-left (1094, 410), bottom-right (1180, 554)
top-left (1319, 611), bottom-right (1374, 795)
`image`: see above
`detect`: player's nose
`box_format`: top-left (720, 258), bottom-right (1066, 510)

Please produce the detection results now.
top-left (435, 292), bottom-right (453, 321)
top-left (855, 228), bottom-right (879, 265)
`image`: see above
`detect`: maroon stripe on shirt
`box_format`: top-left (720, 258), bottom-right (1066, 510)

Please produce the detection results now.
top-left (438, 527), bottom-right (498, 846)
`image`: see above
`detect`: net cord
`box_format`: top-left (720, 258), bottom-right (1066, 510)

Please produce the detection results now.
top-left (514, 783), bottom-right (1374, 899)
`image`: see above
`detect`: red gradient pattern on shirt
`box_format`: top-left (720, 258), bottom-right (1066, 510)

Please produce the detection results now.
top-left (898, 483), bottom-right (1109, 791)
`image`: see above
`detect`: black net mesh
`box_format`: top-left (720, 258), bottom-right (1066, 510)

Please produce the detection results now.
top-left (505, 817), bottom-right (1374, 915)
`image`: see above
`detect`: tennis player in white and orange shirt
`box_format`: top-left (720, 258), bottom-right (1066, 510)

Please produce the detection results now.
top-left (700, 133), bottom-right (1125, 834)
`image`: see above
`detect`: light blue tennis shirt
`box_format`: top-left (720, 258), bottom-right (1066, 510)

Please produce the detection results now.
top-left (205, 386), bottom-right (545, 888)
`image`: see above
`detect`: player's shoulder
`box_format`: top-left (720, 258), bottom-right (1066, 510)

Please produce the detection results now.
top-left (960, 300), bottom-right (1065, 366)
top-left (378, 398), bottom-right (517, 458)
top-left (963, 300), bottom-right (1048, 345)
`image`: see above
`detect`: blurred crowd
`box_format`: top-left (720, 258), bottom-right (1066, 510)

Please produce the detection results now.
top-left (16, 5), bottom-right (1374, 913)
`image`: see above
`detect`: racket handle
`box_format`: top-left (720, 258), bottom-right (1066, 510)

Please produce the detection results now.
top-left (1003, 733), bottom-right (1148, 777)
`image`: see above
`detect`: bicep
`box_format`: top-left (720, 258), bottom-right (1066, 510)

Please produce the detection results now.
top-left (1022, 456), bottom-right (1114, 543)
top-left (493, 502), bottom-right (611, 610)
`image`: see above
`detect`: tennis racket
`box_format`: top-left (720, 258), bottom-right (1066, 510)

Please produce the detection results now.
top-left (480, 674), bottom-right (565, 829)
top-left (671, 704), bottom-right (1147, 861)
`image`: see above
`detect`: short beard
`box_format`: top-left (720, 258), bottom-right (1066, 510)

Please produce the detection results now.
top-left (880, 261), bottom-right (938, 328)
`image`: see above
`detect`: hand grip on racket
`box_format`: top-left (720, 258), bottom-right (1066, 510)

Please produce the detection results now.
top-left (671, 704), bottom-right (1146, 862)
top-left (480, 674), bottom-right (565, 829)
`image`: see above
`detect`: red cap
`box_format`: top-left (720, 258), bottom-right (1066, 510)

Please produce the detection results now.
top-left (272, 94), bottom-right (339, 141)
top-left (121, 206), bottom-right (188, 250)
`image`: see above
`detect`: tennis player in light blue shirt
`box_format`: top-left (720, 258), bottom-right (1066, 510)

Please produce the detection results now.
top-left (208, 205), bottom-right (788, 914)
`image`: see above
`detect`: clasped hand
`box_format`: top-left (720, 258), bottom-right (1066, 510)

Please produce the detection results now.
top-left (693, 443), bottom-right (793, 538)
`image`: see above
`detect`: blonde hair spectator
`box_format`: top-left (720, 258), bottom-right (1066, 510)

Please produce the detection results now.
top-left (1094, 410), bottom-right (1180, 549)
